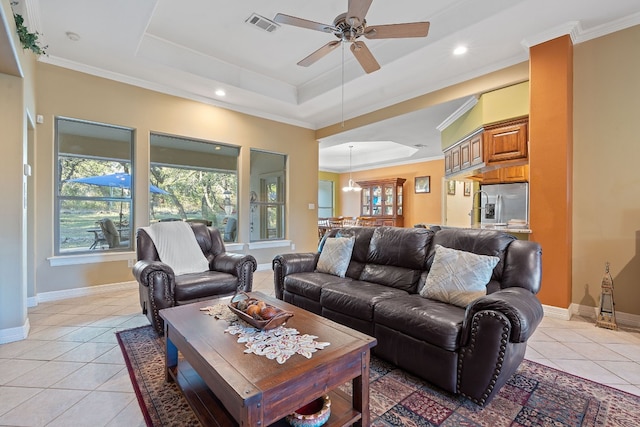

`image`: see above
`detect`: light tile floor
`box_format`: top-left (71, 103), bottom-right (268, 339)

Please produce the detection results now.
top-left (0, 270), bottom-right (638, 425)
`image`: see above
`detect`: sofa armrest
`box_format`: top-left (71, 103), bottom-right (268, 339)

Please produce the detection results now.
top-left (463, 287), bottom-right (543, 344)
top-left (272, 252), bottom-right (319, 300)
top-left (212, 253), bottom-right (257, 292)
top-left (133, 260), bottom-right (175, 287)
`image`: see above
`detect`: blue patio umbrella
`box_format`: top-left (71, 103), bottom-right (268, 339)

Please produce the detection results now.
top-left (67, 173), bottom-right (168, 194)
top-left (67, 173), bottom-right (169, 227)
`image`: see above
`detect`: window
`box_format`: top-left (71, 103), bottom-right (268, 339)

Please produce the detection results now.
top-left (250, 150), bottom-right (286, 241)
top-left (56, 118), bottom-right (134, 254)
top-left (318, 180), bottom-right (334, 218)
top-left (150, 134), bottom-right (239, 242)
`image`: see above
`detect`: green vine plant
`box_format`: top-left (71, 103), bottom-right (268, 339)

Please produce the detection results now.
top-left (13, 13), bottom-right (47, 55)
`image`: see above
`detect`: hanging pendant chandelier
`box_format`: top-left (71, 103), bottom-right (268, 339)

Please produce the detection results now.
top-left (342, 145), bottom-right (362, 192)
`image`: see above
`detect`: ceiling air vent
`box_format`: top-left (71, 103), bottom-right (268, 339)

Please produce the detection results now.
top-left (245, 13), bottom-right (279, 33)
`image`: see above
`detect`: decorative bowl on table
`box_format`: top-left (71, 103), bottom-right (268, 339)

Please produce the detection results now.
top-left (228, 292), bottom-right (293, 330)
top-left (286, 395), bottom-right (331, 427)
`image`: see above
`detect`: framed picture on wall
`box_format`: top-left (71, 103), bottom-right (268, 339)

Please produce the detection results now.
top-left (464, 181), bottom-right (472, 196)
top-left (415, 176), bottom-right (430, 193)
top-left (447, 180), bottom-right (456, 195)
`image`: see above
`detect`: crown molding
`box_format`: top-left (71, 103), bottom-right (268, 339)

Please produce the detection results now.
top-left (436, 96), bottom-right (479, 132)
top-left (574, 11), bottom-right (640, 44)
top-left (521, 21), bottom-right (581, 49)
top-left (522, 12), bottom-right (640, 50)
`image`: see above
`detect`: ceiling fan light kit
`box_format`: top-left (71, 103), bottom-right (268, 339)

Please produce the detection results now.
top-left (274, 0), bottom-right (430, 74)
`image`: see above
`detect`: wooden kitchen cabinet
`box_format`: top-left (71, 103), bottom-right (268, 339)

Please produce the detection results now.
top-left (480, 165), bottom-right (529, 184)
top-left (444, 130), bottom-right (483, 177)
top-left (356, 178), bottom-right (405, 227)
top-left (444, 118), bottom-right (528, 178)
top-left (483, 117), bottom-right (528, 165)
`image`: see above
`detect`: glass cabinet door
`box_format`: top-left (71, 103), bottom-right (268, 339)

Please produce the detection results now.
top-left (384, 185), bottom-right (394, 215)
top-left (397, 185), bottom-right (403, 215)
top-left (362, 188), bottom-right (371, 215)
top-left (372, 185), bottom-right (382, 215)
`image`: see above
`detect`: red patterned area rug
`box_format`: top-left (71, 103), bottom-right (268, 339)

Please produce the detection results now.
top-left (117, 325), bottom-right (640, 427)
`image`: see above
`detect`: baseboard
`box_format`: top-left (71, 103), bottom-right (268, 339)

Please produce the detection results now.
top-left (27, 296), bottom-right (38, 308)
top-left (35, 281), bottom-right (138, 304)
top-left (0, 317), bottom-right (30, 345)
top-left (544, 302), bottom-right (640, 328)
top-left (569, 303), bottom-right (640, 328)
top-left (542, 304), bottom-right (572, 320)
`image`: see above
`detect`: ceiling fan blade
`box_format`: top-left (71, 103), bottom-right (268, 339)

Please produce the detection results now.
top-left (350, 41), bottom-right (380, 74)
top-left (365, 22), bottom-right (430, 39)
top-left (347, 0), bottom-right (373, 26)
top-left (298, 41), bottom-right (341, 67)
top-left (274, 13), bottom-right (336, 33)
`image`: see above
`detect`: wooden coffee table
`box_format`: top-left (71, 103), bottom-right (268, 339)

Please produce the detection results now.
top-left (159, 292), bottom-right (377, 426)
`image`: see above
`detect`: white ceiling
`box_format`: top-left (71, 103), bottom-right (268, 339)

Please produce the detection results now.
top-left (14, 0), bottom-right (640, 172)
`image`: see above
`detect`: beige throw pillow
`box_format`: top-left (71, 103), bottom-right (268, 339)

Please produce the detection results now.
top-left (316, 237), bottom-right (355, 278)
top-left (420, 244), bottom-right (500, 307)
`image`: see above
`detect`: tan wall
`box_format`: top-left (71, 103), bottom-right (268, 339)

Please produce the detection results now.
top-left (337, 159), bottom-right (445, 227)
top-left (34, 63), bottom-right (318, 293)
top-left (573, 24), bottom-right (640, 316)
top-left (0, 0), bottom-right (37, 332)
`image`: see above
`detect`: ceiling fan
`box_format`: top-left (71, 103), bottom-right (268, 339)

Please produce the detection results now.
top-left (274, 0), bottom-right (430, 74)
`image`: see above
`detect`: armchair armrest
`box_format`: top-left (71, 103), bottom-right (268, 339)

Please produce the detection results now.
top-left (132, 260), bottom-right (175, 287)
top-left (272, 252), bottom-right (319, 299)
top-left (463, 287), bottom-right (543, 344)
top-left (212, 252), bottom-right (257, 292)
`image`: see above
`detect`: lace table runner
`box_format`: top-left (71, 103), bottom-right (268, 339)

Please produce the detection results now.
top-left (200, 303), bottom-right (330, 364)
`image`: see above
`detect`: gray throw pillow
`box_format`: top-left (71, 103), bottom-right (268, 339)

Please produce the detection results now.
top-left (420, 244), bottom-right (500, 307)
top-left (316, 237), bottom-right (355, 278)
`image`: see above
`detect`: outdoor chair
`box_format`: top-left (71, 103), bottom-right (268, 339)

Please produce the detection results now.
top-left (98, 218), bottom-right (129, 248)
top-left (223, 217), bottom-right (237, 241)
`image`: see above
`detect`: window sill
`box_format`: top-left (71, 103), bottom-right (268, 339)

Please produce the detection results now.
top-left (248, 240), bottom-right (292, 250)
top-left (48, 251), bottom-right (136, 267)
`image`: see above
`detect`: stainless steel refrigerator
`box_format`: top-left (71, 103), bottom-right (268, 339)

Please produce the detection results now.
top-left (480, 182), bottom-right (529, 226)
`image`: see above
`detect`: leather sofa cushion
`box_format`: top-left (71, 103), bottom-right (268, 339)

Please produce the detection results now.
top-left (359, 264), bottom-right (421, 292)
top-left (354, 227), bottom-right (433, 292)
top-left (367, 227), bottom-right (434, 269)
top-left (174, 271), bottom-right (238, 302)
top-left (284, 272), bottom-right (352, 302)
top-left (320, 281), bottom-right (408, 322)
top-left (374, 294), bottom-right (465, 351)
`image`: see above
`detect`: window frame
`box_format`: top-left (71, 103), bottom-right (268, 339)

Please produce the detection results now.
top-left (54, 117), bottom-right (135, 255)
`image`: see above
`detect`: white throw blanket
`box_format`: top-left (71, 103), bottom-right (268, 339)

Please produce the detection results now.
top-left (142, 221), bottom-right (210, 275)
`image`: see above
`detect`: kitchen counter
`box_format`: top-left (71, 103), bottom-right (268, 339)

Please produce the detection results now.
top-left (424, 224), bottom-right (532, 234)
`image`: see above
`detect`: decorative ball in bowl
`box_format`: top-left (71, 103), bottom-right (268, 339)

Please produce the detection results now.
top-left (228, 292), bottom-right (293, 330)
top-left (286, 395), bottom-right (331, 427)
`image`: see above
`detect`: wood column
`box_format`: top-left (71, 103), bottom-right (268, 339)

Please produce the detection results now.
top-left (529, 35), bottom-right (573, 309)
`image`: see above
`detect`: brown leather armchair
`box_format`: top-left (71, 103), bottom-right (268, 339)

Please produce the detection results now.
top-left (133, 222), bottom-right (257, 335)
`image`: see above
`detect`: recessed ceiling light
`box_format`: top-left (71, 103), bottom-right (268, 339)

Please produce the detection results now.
top-left (214, 146), bottom-right (221, 150)
top-left (66, 31), bottom-right (80, 42)
top-left (215, 89), bottom-right (226, 97)
top-left (453, 45), bottom-right (468, 55)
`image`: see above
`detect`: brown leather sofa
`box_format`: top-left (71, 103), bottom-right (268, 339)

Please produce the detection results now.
top-left (273, 226), bottom-right (543, 406)
top-left (133, 222), bottom-right (257, 335)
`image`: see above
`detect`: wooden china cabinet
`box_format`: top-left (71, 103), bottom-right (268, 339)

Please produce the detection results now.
top-left (356, 178), bottom-right (405, 227)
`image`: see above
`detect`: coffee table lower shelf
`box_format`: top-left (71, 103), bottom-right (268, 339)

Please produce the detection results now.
top-left (171, 359), bottom-right (362, 427)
